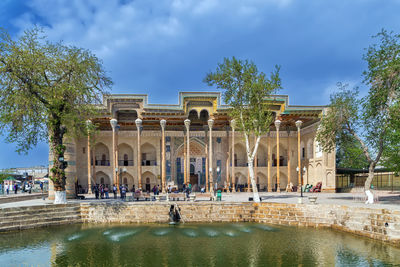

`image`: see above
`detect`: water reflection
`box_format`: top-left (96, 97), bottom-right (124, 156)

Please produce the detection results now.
top-left (0, 223), bottom-right (399, 266)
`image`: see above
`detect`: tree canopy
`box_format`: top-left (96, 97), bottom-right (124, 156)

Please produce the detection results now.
top-left (0, 27), bottom-right (111, 199)
top-left (205, 57), bottom-right (281, 202)
top-left (317, 30), bottom-right (400, 198)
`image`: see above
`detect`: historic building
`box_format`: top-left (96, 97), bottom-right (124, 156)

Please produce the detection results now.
top-left (49, 92), bottom-right (336, 198)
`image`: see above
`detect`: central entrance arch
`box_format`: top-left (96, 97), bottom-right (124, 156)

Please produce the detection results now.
top-left (175, 138), bottom-right (206, 191)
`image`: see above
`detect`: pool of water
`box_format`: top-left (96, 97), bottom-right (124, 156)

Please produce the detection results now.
top-left (0, 223), bottom-right (399, 266)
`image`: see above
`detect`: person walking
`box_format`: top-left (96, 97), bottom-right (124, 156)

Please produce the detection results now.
top-left (121, 185), bottom-right (126, 200)
top-left (14, 184), bottom-right (18, 194)
top-left (6, 184), bottom-right (9, 195)
top-left (94, 184), bottom-right (99, 199)
top-left (101, 184), bottom-right (105, 199)
top-left (113, 184), bottom-right (118, 199)
top-left (104, 185), bottom-right (109, 199)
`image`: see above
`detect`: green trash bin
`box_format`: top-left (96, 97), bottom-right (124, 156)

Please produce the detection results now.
top-left (217, 190), bottom-right (222, 201)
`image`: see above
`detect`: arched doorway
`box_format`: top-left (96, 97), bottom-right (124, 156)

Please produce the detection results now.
top-left (142, 171), bottom-right (156, 193)
top-left (175, 138), bottom-right (206, 191)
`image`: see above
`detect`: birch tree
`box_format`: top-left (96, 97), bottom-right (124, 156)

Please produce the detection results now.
top-left (0, 28), bottom-right (111, 203)
top-left (205, 57), bottom-right (281, 202)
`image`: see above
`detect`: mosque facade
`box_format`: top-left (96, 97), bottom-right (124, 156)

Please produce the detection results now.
top-left (49, 92), bottom-right (336, 198)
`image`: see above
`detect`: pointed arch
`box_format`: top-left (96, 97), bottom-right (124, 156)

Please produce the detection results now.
top-left (141, 142), bottom-right (157, 166)
top-left (94, 142), bottom-right (110, 166)
top-left (95, 171), bottom-right (111, 185)
top-left (234, 143), bottom-right (246, 167)
top-left (118, 143), bottom-right (134, 166)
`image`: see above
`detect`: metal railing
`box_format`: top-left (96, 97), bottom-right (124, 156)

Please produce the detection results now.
top-left (94, 160), bottom-right (110, 166)
top-left (118, 160), bottom-right (134, 166)
top-left (142, 160), bottom-right (157, 166)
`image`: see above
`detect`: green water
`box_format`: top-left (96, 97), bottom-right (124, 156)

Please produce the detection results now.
top-left (0, 223), bottom-right (399, 267)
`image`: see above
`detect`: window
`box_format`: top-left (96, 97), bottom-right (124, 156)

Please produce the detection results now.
top-left (166, 145), bottom-right (171, 152)
top-left (302, 148), bottom-right (305, 159)
top-left (216, 137), bottom-right (221, 143)
top-left (82, 147), bottom-right (86, 154)
top-left (166, 136), bottom-right (171, 142)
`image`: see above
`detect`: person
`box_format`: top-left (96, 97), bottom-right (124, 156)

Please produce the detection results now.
top-left (201, 187), bottom-right (205, 193)
top-left (40, 182), bottom-right (43, 193)
top-left (104, 185), bottom-right (109, 199)
top-left (182, 183), bottom-right (186, 193)
top-left (6, 184), bottom-right (9, 195)
top-left (28, 182), bottom-right (32, 194)
top-left (188, 183), bottom-right (192, 194)
top-left (94, 184), bottom-right (99, 199)
top-left (156, 185), bottom-right (159, 195)
top-left (14, 184), bottom-right (18, 194)
top-left (121, 185), bottom-right (126, 200)
top-left (167, 185), bottom-right (171, 193)
top-left (100, 184), bottom-right (105, 199)
top-left (112, 184), bottom-right (117, 199)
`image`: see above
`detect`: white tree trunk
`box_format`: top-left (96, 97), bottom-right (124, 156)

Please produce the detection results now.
top-left (364, 164), bottom-right (376, 204)
top-left (54, 190), bottom-right (67, 204)
top-left (244, 132), bottom-right (261, 202)
top-left (248, 160), bottom-right (260, 202)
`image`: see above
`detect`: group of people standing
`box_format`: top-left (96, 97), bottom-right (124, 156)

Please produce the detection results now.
top-left (92, 184), bottom-right (133, 200)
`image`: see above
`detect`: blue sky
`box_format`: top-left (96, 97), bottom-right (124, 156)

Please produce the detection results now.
top-left (1, 0), bottom-right (400, 168)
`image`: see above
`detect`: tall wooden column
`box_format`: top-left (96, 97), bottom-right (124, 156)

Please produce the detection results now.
top-left (230, 119), bottom-right (236, 192)
top-left (275, 119), bottom-right (281, 192)
top-left (287, 129), bottom-right (291, 188)
top-left (254, 135), bottom-right (258, 192)
top-left (208, 119), bottom-right (214, 193)
top-left (135, 118), bottom-right (142, 189)
top-left (92, 146), bottom-right (96, 187)
top-left (267, 134), bottom-right (272, 192)
top-left (183, 133), bottom-right (186, 184)
top-left (204, 126), bottom-right (209, 192)
top-left (160, 119), bottom-right (166, 193)
top-left (86, 120), bottom-right (92, 193)
top-left (226, 127), bottom-right (230, 190)
top-left (296, 120), bottom-right (303, 187)
top-left (184, 119), bottom-right (190, 186)
top-left (110, 119), bottom-right (118, 187)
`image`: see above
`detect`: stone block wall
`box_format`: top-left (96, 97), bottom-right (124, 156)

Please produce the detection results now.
top-left (1, 202), bottom-right (400, 247)
top-left (80, 202), bottom-right (400, 246)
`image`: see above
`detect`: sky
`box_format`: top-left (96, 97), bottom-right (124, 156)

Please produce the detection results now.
top-left (0, 0), bottom-right (400, 169)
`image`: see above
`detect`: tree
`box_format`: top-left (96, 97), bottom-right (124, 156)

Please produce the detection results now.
top-left (0, 172), bottom-right (8, 184)
top-left (0, 28), bottom-right (111, 203)
top-left (336, 132), bottom-right (369, 169)
top-left (316, 30), bottom-right (400, 203)
top-left (382, 101), bottom-right (400, 174)
top-left (204, 57), bottom-right (281, 202)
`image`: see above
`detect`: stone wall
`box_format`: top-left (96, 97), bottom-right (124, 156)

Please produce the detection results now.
top-left (80, 202), bottom-right (400, 246)
top-left (1, 202), bottom-right (399, 247)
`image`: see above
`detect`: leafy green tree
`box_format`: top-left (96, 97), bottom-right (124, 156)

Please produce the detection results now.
top-left (0, 172), bottom-right (8, 184)
top-left (317, 30), bottom-right (400, 203)
top-left (0, 28), bottom-right (111, 203)
top-left (382, 101), bottom-right (400, 174)
top-left (336, 132), bottom-right (369, 169)
top-left (205, 57), bottom-right (281, 202)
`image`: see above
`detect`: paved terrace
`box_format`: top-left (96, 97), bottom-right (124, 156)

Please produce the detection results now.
top-left (1, 191), bottom-right (399, 210)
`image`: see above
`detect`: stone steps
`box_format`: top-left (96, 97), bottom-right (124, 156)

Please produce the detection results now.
top-left (0, 210), bottom-right (81, 224)
top-left (0, 204), bottom-right (81, 232)
top-left (0, 205), bottom-right (80, 215)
